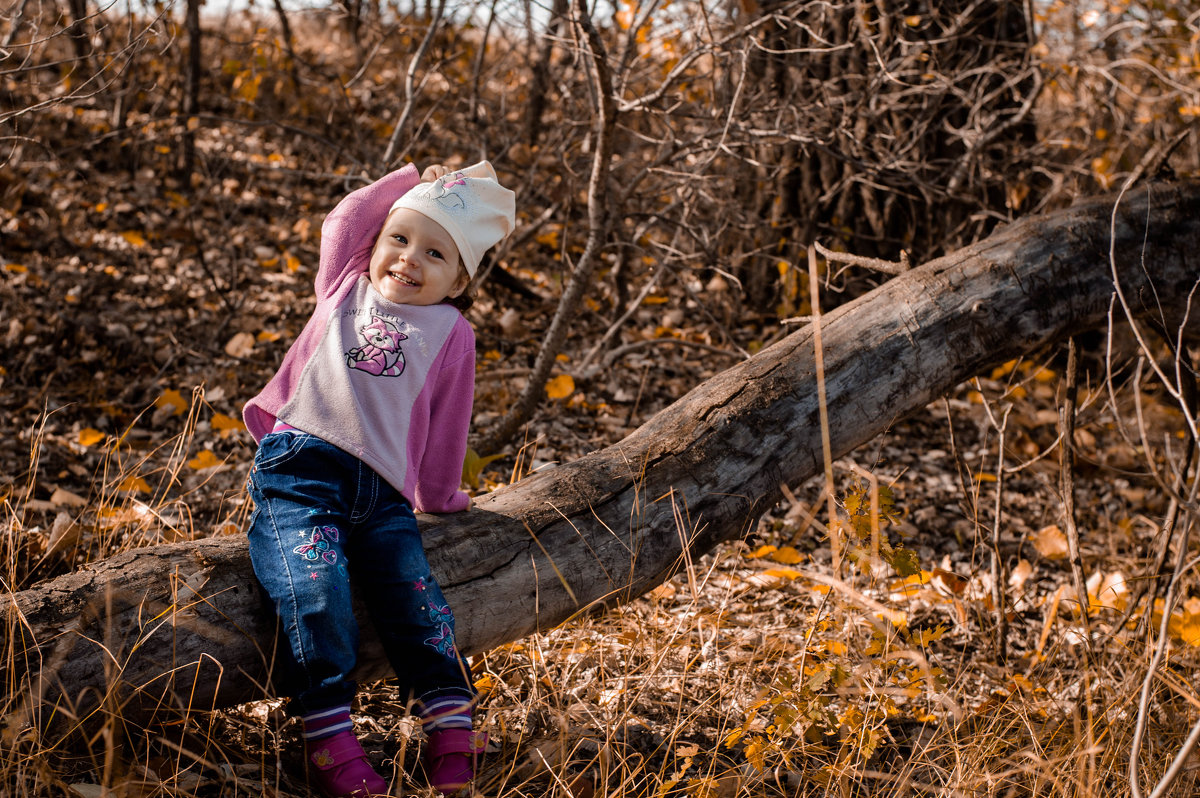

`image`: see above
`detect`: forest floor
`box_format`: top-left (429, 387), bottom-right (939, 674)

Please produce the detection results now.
top-left (4, 115), bottom-right (1200, 797)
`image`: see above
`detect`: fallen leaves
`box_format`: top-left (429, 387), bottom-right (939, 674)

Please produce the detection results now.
top-left (49, 487), bottom-right (87, 507)
top-left (224, 332), bottom-right (256, 358)
top-left (117, 475), bottom-right (151, 493)
top-left (212, 413), bottom-right (246, 437)
top-left (77, 428), bottom-right (106, 447)
top-left (155, 389), bottom-right (189, 416)
top-left (463, 447), bottom-right (506, 489)
top-left (187, 450), bottom-right (223, 470)
top-left (545, 373), bottom-right (576, 400)
top-left (744, 544), bottom-right (805, 564)
top-left (1031, 524), bottom-right (1069, 559)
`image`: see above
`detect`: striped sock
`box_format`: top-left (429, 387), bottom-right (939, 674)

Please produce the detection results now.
top-left (419, 695), bottom-right (473, 733)
top-left (301, 703), bottom-right (353, 741)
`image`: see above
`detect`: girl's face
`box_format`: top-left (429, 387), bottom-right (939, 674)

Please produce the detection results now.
top-left (368, 208), bottom-right (468, 306)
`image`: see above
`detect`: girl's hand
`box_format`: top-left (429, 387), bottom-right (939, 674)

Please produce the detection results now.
top-left (421, 163), bottom-right (450, 183)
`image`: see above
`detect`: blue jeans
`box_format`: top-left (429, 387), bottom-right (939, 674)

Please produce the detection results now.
top-left (245, 431), bottom-right (473, 716)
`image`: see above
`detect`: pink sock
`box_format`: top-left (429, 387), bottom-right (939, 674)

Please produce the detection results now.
top-left (419, 695), bottom-right (473, 732)
top-left (302, 703), bottom-right (353, 741)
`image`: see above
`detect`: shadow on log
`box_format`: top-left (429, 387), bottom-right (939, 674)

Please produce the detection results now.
top-left (5, 180), bottom-right (1200, 734)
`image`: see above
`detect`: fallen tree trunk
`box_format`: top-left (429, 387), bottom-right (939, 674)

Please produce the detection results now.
top-left (6, 180), bottom-right (1200, 732)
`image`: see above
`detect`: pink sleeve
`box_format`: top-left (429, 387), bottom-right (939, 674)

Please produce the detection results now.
top-left (243, 164), bottom-right (422, 440)
top-left (410, 320), bottom-right (476, 514)
top-left (314, 164), bottom-right (421, 300)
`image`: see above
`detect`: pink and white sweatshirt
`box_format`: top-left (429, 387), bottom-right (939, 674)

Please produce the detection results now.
top-left (243, 164), bottom-right (474, 514)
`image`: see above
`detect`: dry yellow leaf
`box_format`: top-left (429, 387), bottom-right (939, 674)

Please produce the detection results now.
top-left (769, 546), bottom-right (804, 565)
top-left (1087, 571), bottom-right (1128, 609)
top-left (1033, 367), bottom-right (1056, 382)
top-left (1032, 524), bottom-right (1069, 559)
top-left (1009, 558), bottom-right (1034, 589)
top-left (745, 544), bottom-right (777, 559)
top-left (225, 332), bottom-right (256, 358)
top-left (120, 230), bottom-right (147, 247)
top-left (50, 487), bottom-right (88, 507)
top-left (188, 450), bottom-right (223, 470)
top-left (78, 427), bottom-right (106, 447)
top-left (118, 476), bottom-right (150, 493)
top-left (1180, 614), bottom-right (1200, 646)
top-left (212, 413), bottom-right (246, 432)
top-left (155, 389), bottom-right (188, 416)
top-left (990, 360), bottom-right (1018, 379)
top-left (545, 374), bottom-right (575, 400)
top-left (823, 639), bottom-right (847, 655)
top-left (46, 511), bottom-right (81, 556)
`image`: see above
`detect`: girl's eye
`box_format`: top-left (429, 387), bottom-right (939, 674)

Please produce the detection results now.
top-left (393, 234), bottom-right (408, 245)
top-left (428, 249), bottom-right (445, 260)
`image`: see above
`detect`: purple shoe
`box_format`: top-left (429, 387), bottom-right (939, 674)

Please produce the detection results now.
top-left (425, 729), bottom-right (487, 795)
top-left (306, 731), bottom-right (388, 797)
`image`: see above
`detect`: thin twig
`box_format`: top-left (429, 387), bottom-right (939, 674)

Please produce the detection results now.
top-left (1129, 513), bottom-right (1196, 798)
top-left (380, 0), bottom-right (446, 173)
top-left (578, 258), bottom-right (672, 373)
top-left (602, 337), bottom-right (745, 369)
top-left (475, 0), bottom-right (617, 454)
top-left (809, 244), bottom-right (840, 576)
top-left (813, 240), bottom-right (910, 276)
top-left (942, 397), bottom-right (979, 530)
top-left (990, 404), bottom-right (1012, 665)
top-left (1059, 336), bottom-right (1091, 642)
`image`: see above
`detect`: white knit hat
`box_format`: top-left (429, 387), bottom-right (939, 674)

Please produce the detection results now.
top-left (389, 160), bottom-right (516, 277)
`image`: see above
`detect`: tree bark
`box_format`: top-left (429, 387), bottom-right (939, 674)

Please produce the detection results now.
top-left (6, 180), bottom-right (1200, 733)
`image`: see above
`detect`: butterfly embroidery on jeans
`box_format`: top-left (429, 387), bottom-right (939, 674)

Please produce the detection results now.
top-left (427, 601), bottom-right (453, 625)
top-left (425, 622), bottom-right (457, 657)
top-left (294, 526), bottom-right (339, 565)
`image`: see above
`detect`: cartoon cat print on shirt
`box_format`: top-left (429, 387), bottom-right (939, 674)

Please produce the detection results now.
top-left (346, 315), bottom-right (407, 377)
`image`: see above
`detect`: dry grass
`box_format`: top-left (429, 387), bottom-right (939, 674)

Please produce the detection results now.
top-left (5, 366), bottom-right (1200, 797)
top-left (4, 2), bottom-right (1200, 795)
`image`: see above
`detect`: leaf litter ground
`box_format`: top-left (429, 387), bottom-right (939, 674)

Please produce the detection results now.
top-left (3, 129), bottom-right (1199, 796)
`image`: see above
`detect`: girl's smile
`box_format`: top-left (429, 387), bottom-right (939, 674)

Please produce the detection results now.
top-left (368, 208), bottom-right (468, 306)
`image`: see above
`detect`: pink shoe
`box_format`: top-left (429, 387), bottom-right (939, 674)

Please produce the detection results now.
top-left (425, 729), bottom-right (487, 795)
top-left (305, 731), bottom-right (388, 797)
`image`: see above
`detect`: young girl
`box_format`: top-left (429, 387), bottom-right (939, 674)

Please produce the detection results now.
top-left (242, 160), bottom-right (515, 797)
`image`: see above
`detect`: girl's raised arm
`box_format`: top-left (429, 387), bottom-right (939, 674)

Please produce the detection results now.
top-left (314, 164), bottom-right (421, 299)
